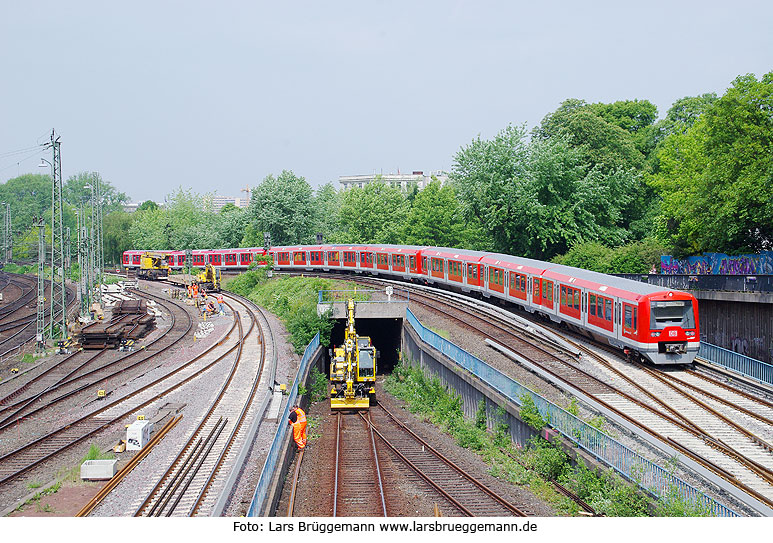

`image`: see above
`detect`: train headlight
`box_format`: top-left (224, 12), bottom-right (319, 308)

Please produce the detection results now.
top-left (651, 332), bottom-right (661, 338)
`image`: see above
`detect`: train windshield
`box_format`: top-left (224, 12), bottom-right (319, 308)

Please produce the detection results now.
top-left (650, 300), bottom-right (695, 330)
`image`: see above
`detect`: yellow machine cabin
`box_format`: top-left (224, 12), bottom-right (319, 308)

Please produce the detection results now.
top-left (137, 252), bottom-right (170, 280)
top-left (196, 264), bottom-right (221, 292)
top-left (330, 299), bottom-right (376, 410)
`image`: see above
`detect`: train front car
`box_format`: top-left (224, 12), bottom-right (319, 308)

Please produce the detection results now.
top-left (638, 291), bottom-right (700, 365)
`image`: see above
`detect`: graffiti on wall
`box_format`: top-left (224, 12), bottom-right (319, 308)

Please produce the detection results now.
top-left (661, 252), bottom-right (773, 275)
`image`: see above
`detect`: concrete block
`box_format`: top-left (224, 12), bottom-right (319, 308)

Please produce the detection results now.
top-left (80, 459), bottom-right (118, 480)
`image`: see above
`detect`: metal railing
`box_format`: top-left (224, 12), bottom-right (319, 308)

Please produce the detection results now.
top-left (406, 308), bottom-right (738, 517)
top-left (699, 342), bottom-right (773, 387)
top-left (615, 274), bottom-right (773, 293)
top-left (247, 332), bottom-right (320, 517)
top-left (318, 288), bottom-right (409, 304)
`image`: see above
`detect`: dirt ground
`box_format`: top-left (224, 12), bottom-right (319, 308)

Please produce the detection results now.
top-left (7, 481), bottom-right (107, 517)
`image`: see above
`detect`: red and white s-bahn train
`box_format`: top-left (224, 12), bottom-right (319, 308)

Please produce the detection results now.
top-left (123, 244), bottom-right (699, 365)
top-left (268, 244), bottom-right (699, 366)
top-left (122, 247), bottom-right (268, 270)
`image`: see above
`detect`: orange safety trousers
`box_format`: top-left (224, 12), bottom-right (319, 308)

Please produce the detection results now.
top-left (290, 409), bottom-right (307, 449)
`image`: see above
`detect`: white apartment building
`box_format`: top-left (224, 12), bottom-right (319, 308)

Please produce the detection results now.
top-left (210, 194), bottom-right (251, 212)
top-left (339, 170), bottom-right (448, 191)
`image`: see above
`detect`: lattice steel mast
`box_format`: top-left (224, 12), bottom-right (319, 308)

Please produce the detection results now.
top-left (44, 130), bottom-right (67, 341)
top-left (35, 216), bottom-right (46, 350)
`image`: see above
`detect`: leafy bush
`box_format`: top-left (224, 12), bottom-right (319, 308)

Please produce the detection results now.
top-left (553, 238), bottom-right (668, 274)
top-left (308, 367), bottom-right (328, 403)
top-left (225, 274), bottom-right (336, 352)
top-left (519, 394), bottom-right (548, 431)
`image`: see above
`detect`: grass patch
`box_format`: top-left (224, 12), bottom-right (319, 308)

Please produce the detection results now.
top-left (226, 271), bottom-right (343, 353)
top-left (428, 326), bottom-right (451, 340)
top-left (385, 360), bottom-right (713, 517)
top-left (306, 415), bottom-right (322, 442)
top-left (21, 353), bottom-right (34, 364)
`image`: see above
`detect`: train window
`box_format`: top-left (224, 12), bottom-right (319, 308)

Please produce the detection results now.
top-left (560, 286), bottom-right (566, 305)
top-left (589, 294), bottom-right (596, 316)
top-left (409, 255), bottom-right (415, 269)
top-left (547, 281), bottom-right (552, 301)
top-left (604, 299), bottom-right (612, 321)
top-left (625, 306), bottom-right (632, 329)
top-left (574, 290), bottom-right (580, 310)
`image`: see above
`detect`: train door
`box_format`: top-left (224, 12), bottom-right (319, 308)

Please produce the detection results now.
top-left (621, 302), bottom-right (639, 341)
top-left (542, 279), bottom-right (554, 310)
top-left (532, 277), bottom-right (541, 305)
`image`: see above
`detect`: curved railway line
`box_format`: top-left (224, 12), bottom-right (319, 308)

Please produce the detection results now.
top-left (285, 271), bottom-right (773, 514)
top-left (0, 292), bottom-right (193, 440)
top-left (133, 293), bottom-right (271, 517)
top-left (403, 282), bottom-right (773, 511)
top-left (0, 272), bottom-right (77, 360)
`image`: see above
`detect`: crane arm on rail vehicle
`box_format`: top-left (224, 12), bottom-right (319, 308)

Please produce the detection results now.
top-left (330, 299), bottom-right (376, 410)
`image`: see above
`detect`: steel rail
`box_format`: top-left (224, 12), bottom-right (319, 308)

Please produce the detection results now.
top-left (189, 293), bottom-right (267, 516)
top-left (286, 449), bottom-right (305, 517)
top-left (344, 273), bottom-right (773, 511)
top-left (0, 294), bottom-right (237, 486)
top-left (75, 414), bottom-right (183, 517)
top-left (366, 409), bottom-right (388, 516)
top-left (367, 404), bottom-right (528, 517)
top-left (0, 294), bottom-right (191, 431)
top-left (136, 295), bottom-right (262, 517)
top-left (333, 411), bottom-right (341, 517)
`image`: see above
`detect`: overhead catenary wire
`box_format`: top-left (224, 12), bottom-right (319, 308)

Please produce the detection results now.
top-left (0, 145), bottom-right (42, 159)
top-left (0, 148), bottom-right (46, 174)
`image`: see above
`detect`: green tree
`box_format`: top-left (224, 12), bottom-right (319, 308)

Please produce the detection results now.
top-left (312, 182), bottom-right (341, 243)
top-left (103, 211), bottom-right (134, 265)
top-left (137, 200), bottom-right (159, 212)
top-left (243, 170), bottom-right (315, 246)
top-left (404, 179), bottom-right (485, 248)
top-left (654, 72), bottom-right (773, 254)
top-left (337, 178), bottom-right (407, 243)
top-left (0, 174), bottom-right (52, 234)
top-left (453, 129), bottom-right (638, 259)
top-left (64, 172), bottom-right (129, 214)
top-left (451, 124), bottom-right (528, 252)
top-left (128, 205), bottom-right (168, 249)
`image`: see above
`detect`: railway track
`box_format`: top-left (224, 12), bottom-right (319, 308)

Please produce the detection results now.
top-left (304, 272), bottom-right (773, 514)
top-left (291, 401), bottom-right (530, 517)
top-left (0, 293), bottom-right (193, 441)
top-left (0, 289), bottom-right (228, 511)
top-left (0, 271), bottom-right (77, 359)
top-left (332, 411), bottom-right (388, 517)
top-left (133, 293), bottom-right (269, 517)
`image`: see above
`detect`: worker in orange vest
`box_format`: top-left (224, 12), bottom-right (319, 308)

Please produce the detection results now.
top-left (288, 405), bottom-right (307, 450)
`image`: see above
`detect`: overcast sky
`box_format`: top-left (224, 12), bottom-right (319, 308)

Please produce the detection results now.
top-left (1, 1), bottom-right (771, 203)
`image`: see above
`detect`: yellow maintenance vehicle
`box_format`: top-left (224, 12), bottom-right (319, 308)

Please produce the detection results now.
top-left (195, 263), bottom-right (221, 292)
top-left (137, 252), bottom-right (170, 280)
top-left (329, 299), bottom-right (377, 409)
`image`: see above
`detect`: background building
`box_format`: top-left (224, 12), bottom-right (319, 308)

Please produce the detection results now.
top-left (339, 170), bottom-right (448, 191)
